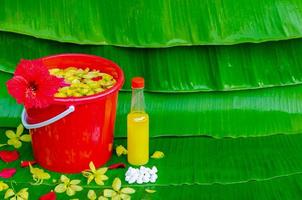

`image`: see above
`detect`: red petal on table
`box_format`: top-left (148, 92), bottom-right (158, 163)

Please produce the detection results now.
top-left (39, 191), bottom-right (56, 200)
top-left (21, 160), bottom-right (37, 167)
top-left (0, 168), bottom-right (16, 178)
top-left (0, 150), bottom-right (20, 162)
top-left (108, 162), bottom-right (126, 170)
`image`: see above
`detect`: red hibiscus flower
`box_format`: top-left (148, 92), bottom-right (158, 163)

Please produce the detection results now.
top-left (6, 59), bottom-right (65, 109)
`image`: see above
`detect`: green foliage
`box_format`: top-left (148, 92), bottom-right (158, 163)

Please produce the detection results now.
top-left (2, 32), bottom-right (302, 92)
top-left (1, 0), bottom-right (302, 47)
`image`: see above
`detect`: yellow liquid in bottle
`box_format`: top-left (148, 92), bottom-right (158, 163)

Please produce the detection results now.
top-left (127, 112), bottom-right (149, 165)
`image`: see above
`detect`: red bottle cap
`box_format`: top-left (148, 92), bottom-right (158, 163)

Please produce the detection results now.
top-left (131, 77), bottom-right (145, 89)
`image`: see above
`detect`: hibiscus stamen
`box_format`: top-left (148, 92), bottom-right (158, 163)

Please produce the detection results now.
top-left (29, 81), bottom-right (38, 91)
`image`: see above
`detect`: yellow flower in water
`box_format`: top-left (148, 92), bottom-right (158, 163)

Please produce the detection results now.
top-left (29, 164), bottom-right (51, 185)
top-left (54, 175), bottom-right (83, 196)
top-left (5, 124), bottom-right (31, 148)
top-left (103, 177), bottom-right (135, 200)
top-left (116, 145), bottom-right (127, 157)
top-left (4, 188), bottom-right (29, 200)
top-left (151, 151), bottom-right (165, 159)
top-left (0, 181), bottom-right (9, 191)
top-left (82, 161), bottom-right (108, 185)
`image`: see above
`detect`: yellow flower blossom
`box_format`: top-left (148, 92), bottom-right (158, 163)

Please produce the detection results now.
top-left (88, 190), bottom-right (97, 200)
top-left (54, 175), bottom-right (83, 196)
top-left (116, 145), bottom-right (127, 157)
top-left (5, 124), bottom-right (31, 148)
top-left (151, 151), bottom-right (164, 159)
top-left (0, 181), bottom-right (9, 191)
top-left (29, 163), bottom-right (51, 185)
top-left (4, 188), bottom-right (29, 200)
top-left (88, 190), bottom-right (109, 200)
top-left (82, 161), bottom-right (108, 185)
top-left (103, 177), bottom-right (135, 200)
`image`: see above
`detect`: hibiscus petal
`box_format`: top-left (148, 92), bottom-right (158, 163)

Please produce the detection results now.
top-left (0, 150), bottom-right (20, 162)
top-left (0, 168), bottom-right (16, 178)
top-left (16, 124), bottom-right (24, 137)
top-left (6, 76), bottom-right (28, 105)
top-left (21, 160), bottom-right (37, 168)
top-left (20, 134), bottom-right (31, 142)
top-left (108, 163), bottom-right (126, 170)
top-left (14, 59), bottom-right (36, 78)
top-left (39, 191), bottom-right (56, 200)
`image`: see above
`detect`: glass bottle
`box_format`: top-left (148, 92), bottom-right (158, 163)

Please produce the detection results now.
top-left (127, 77), bottom-right (149, 165)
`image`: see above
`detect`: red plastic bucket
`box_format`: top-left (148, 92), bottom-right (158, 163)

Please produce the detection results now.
top-left (21, 54), bottom-right (124, 173)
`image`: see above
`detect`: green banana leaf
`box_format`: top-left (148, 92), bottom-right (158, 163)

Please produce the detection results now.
top-left (4, 132), bottom-right (302, 185)
top-left (4, 174), bottom-right (302, 200)
top-left (116, 85), bottom-right (302, 137)
top-left (0, 72), bottom-right (22, 127)
top-left (1, 0), bottom-right (302, 47)
top-left (1, 71), bottom-right (302, 137)
top-left (1, 130), bottom-right (302, 199)
top-left (2, 32), bottom-right (302, 92)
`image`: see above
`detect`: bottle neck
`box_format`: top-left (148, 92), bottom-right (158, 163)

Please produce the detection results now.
top-left (131, 88), bottom-right (145, 112)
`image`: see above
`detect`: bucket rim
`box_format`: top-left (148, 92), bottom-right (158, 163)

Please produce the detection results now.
top-left (37, 53), bottom-right (124, 104)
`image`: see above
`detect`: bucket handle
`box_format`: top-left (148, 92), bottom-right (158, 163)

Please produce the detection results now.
top-left (21, 105), bottom-right (75, 129)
